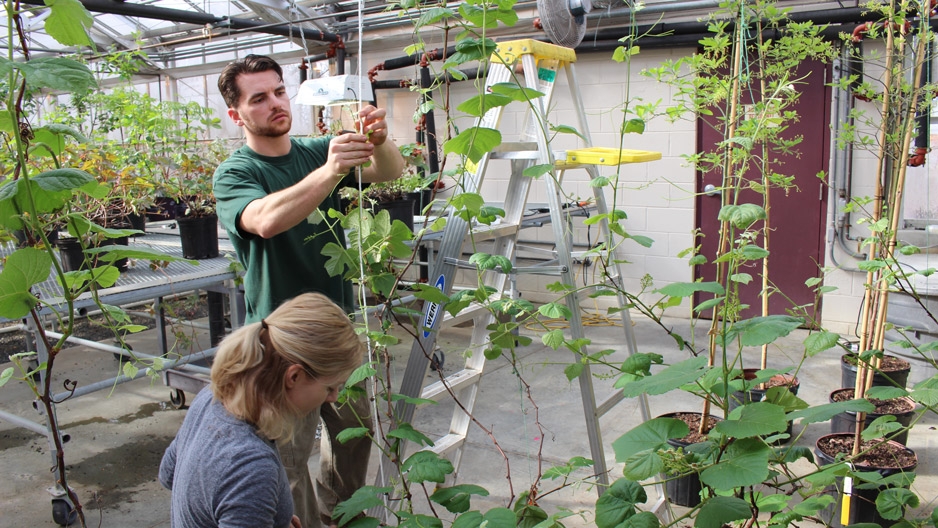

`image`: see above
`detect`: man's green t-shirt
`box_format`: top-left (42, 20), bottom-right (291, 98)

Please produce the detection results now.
top-left (213, 136), bottom-right (354, 322)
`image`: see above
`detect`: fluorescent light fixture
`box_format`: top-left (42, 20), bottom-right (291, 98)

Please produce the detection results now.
top-left (296, 75), bottom-right (374, 106)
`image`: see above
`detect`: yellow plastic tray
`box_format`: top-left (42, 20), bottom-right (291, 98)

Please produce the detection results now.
top-left (560, 147), bottom-right (662, 167)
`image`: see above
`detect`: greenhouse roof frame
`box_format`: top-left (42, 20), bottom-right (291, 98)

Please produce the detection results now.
top-left (0, 0), bottom-right (883, 82)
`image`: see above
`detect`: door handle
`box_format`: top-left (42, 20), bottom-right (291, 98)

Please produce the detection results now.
top-left (704, 184), bottom-right (721, 197)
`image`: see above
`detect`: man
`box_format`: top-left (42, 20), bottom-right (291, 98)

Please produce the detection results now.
top-left (213, 54), bottom-right (404, 528)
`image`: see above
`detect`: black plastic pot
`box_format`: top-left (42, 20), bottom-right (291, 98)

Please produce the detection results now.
top-left (841, 353), bottom-right (911, 389)
top-left (829, 388), bottom-right (916, 445)
top-left (373, 198), bottom-right (415, 232)
top-left (126, 212), bottom-right (147, 234)
top-left (815, 433), bottom-right (917, 527)
top-left (661, 412), bottom-right (721, 508)
top-left (728, 369), bottom-right (800, 444)
top-left (14, 227), bottom-right (59, 247)
top-left (57, 237), bottom-right (129, 272)
top-left (177, 215), bottom-right (219, 259)
top-left (56, 238), bottom-right (85, 272)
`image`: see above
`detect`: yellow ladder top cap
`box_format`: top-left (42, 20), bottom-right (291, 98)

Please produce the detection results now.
top-left (562, 147), bottom-right (662, 166)
top-left (492, 39), bottom-right (578, 65)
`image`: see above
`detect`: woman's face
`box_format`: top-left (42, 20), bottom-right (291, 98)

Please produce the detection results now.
top-left (285, 366), bottom-right (347, 414)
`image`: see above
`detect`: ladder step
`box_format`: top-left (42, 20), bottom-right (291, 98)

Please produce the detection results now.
top-left (469, 222), bottom-right (520, 241)
top-left (426, 432), bottom-right (466, 456)
top-left (421, 367), bottom-right (483, 400)
top-left (558, 147), bottom-right (662, 168)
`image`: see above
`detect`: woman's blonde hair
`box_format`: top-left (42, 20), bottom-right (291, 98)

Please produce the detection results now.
top-left (211, 292), bottom-right (363, 441)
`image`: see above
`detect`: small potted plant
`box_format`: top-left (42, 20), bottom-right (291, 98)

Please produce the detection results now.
top-left (168, 169), bottom-right (218, 259)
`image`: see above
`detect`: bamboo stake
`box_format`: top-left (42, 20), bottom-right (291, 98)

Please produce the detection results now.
top-left (852, 8), bottom-right (898, 455)
top-left (704, 12), bottom-right (745, 434)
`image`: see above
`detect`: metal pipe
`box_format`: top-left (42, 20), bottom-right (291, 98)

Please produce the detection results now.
top-left (43, 330), bottom-right (212, 376)
top-left (0, 409), bottom-right (58, 438)
top-left (52, 347), bottom-right (216, 401)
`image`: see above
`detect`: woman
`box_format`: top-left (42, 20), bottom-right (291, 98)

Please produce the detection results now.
top-left (159, 292), bottom-right (363, 528)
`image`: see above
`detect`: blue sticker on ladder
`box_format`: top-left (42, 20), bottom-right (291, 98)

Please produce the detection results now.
top-left (423, 274), bottom-right (446, 338)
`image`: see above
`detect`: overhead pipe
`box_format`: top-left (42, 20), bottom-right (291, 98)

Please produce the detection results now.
top-left (19, 0), bottom-right (342, 43)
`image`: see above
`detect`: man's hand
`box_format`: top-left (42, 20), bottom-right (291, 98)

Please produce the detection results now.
top-left (290, 515), bottom-right (302, 528)
top-left (356, 105), bottom-right (389, 146)
top-left (325, 132), bottom-right (376, 179)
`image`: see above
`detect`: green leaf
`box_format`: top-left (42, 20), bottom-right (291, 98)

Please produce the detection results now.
top-left (623, 118), bottom-right (646, 134)
top-left (695, 496), bottom-right (751, 528)
top-left (550, 123), bottom-right (587, 141)
top-left (401, 450), bottom-right (454, 483)
top-left (430, 484), bottom-right (489, 514)
top-left (415, 7), bottom-right (455, 29)
top-left (718, 203), bottom-right (767, 229)
top-left (523, 164), bottom-right (554, 178)
top-left (716, 402), bottom-right (787, 438)
top-left (755, 493), bottom-right (791, 512)
top-left (700, 438), bottom-right (771, 488)
top-left (543, 456), bottom-right (592, 479)
top-left (595, 478), bottom-right (647, 528)
top-left (332, 486), bottom-right (392, 526)
top-left (622, 449), bottom-right (664, 481)
top-left (444, 127), bottom-right (502, 163)
top-left (620, 511), bottom-right (660, 528)
top-left (467, 252), bottom-right (510, 272)
top-left (336, 427), bottom-right (371, 444)
top-left (612, 417), bottom-right (688, 462)
top-left (804, 331), bottom-right (840, 357)
top-left (15, 57), bottom-right (96, 95)
top-left (724, 315), bottom-right (804, 347)
top-left (739, 245), bottom-right (770, 261)
top-left (538, 302), bottom-right (572, 319)
top-left (542, 329), bottom-right (565, 350)
top-left (444, 37), bottom-right (497, 68)
top-left (0, 247), bottom-right (53, 319)
top-left (792, 494), bottom-right (835, 516)
top-left (0, 110), bottom-right (13, 133)
top-left (876, 488), bottom-right (919, 520)
top-left (45, 0), bottom-right (94, 47)
top-left (730, 273), bottom-right (752, 284)
top-left (490, 82), bottom-right (545, 102)
top-left (452, 508), bottom-right (515, 528)
top-left (655, 281), bottom-right (725, 298)
top-left (0, 367), bottom-right (13, 388)
top-left (456, 93), bottom-right (513, 117)
top-left (564, 362), bottom-right (584, 381)
top-left (787, 399), bottom-right (875, 424)
top-left (387, 423), bottom-right (434, 447)
top-left (32, 168), bottom-right (95, 192)
top-left (617, 356), bottom-right (709, 396)
top-left (398, 513), bottom-right (444, 528)
top-left (864, 386), bottom-right (909, 400)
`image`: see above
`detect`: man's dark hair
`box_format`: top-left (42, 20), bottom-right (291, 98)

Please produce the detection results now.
top-left (217, 54), bottom-right (284, 108)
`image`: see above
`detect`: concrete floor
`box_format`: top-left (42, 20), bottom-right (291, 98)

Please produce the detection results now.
top-left (1, 312), bottom-right (936, 527)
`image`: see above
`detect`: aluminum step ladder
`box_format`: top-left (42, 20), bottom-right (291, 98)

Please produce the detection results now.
top-left (375, 38), bottom-right (661, 500)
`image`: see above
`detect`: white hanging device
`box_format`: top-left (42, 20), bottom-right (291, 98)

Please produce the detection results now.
top-left (296, 74), bottom-right (374, 106)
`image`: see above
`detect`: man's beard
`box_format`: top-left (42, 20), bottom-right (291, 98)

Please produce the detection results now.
top-left (245, 113), bottom-right (291, 138)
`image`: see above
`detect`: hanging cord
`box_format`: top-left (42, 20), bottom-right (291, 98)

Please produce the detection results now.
top-left (345, 0), bottom-right (386, 494)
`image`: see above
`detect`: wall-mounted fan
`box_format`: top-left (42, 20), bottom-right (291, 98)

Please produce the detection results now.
top-left (536, 0), bottom-right (592, 47)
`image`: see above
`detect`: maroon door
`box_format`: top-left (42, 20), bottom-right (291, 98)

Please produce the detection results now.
top-left (694, 60), bottom-right (831, 325)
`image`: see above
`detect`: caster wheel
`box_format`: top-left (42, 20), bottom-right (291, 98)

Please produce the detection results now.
top-left (169, 389), bottom-right (186, 409)
top-left (51, 497), bottom-right (77, 526)
top-left (113, 340), bottom-right (133, 362)
top-left (26, 357), bottom-right (41, 384)
top-left (430, 349), bottom-right (445, 372)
